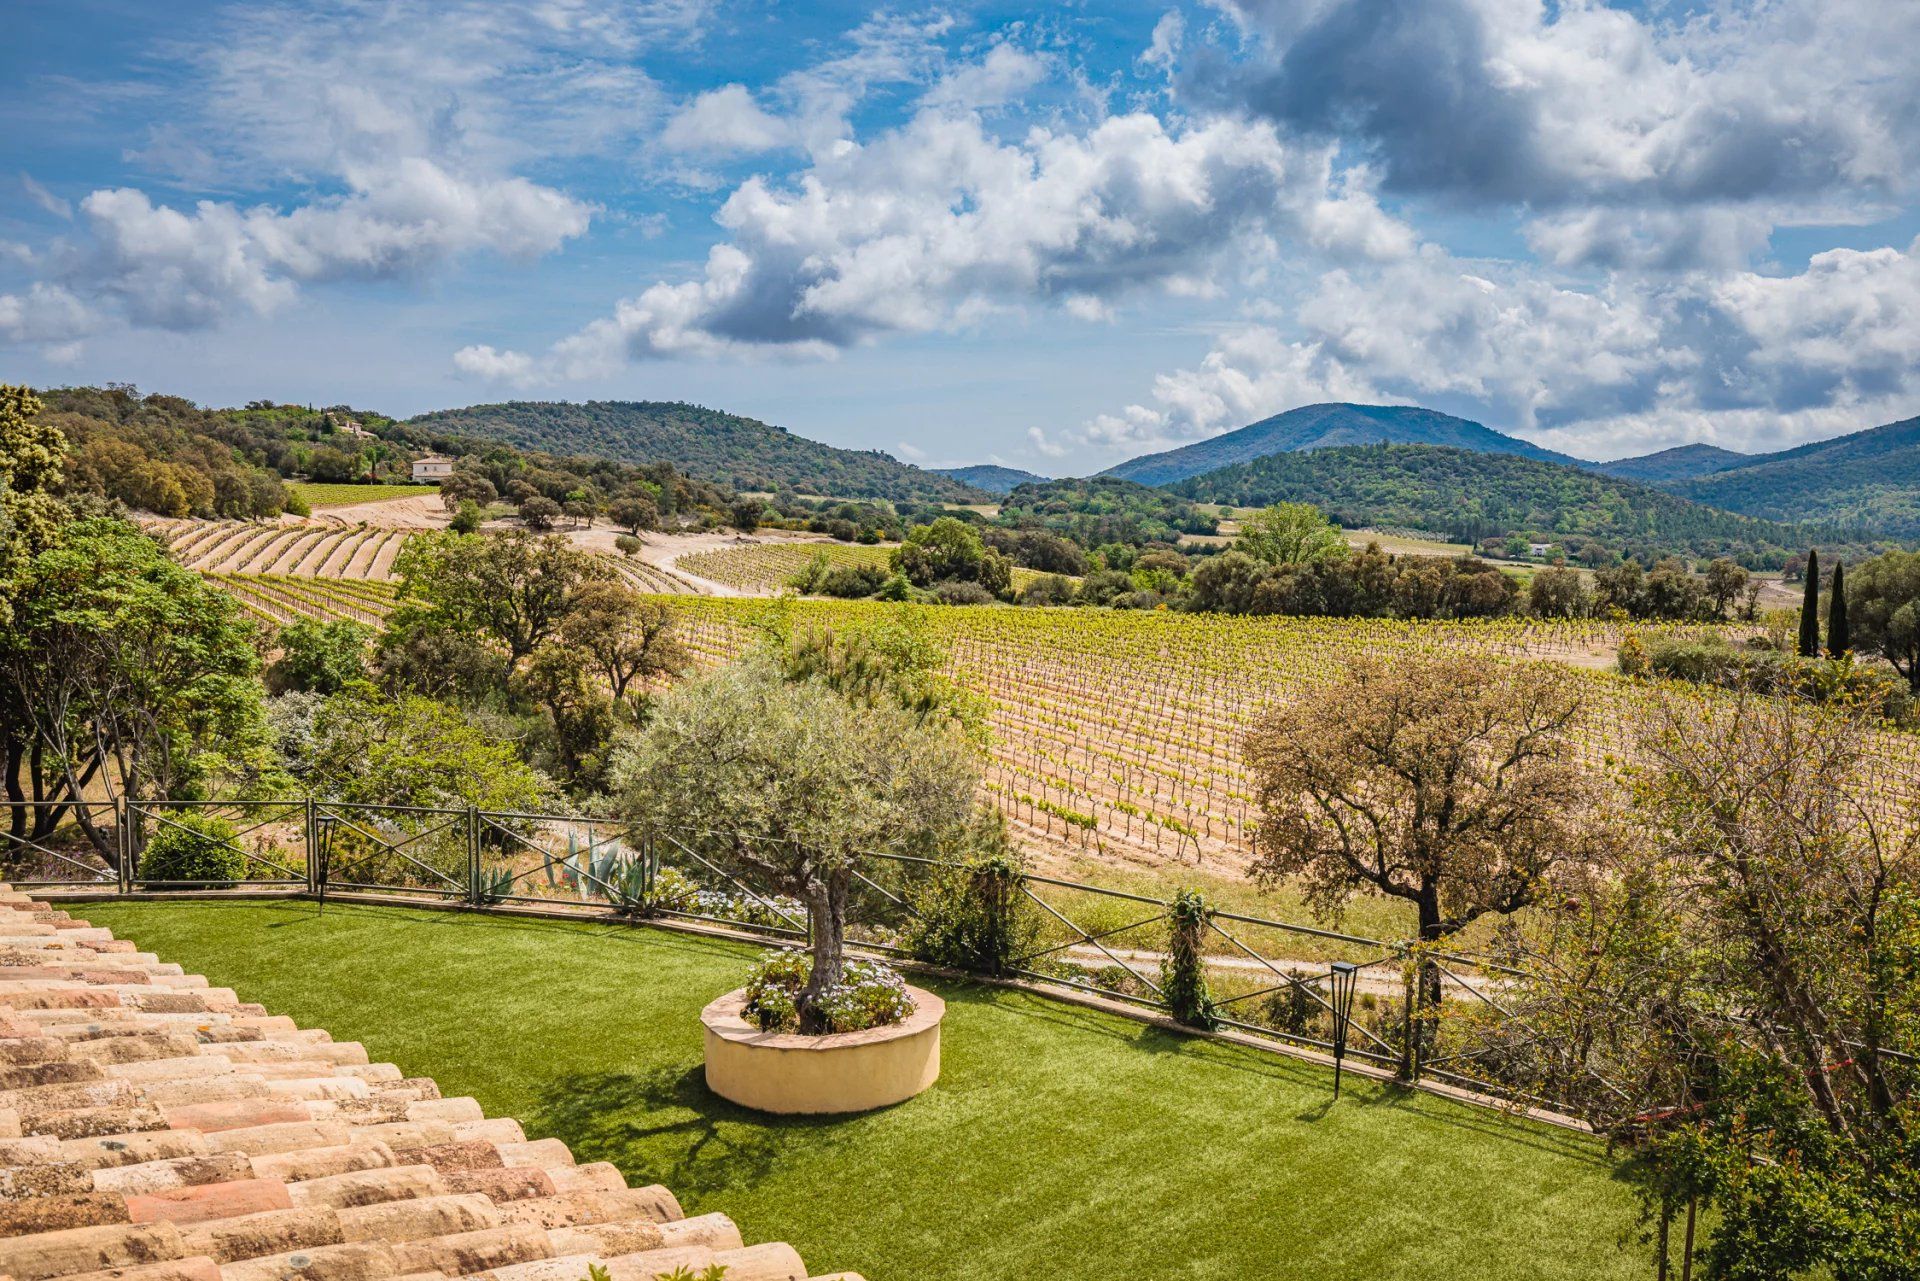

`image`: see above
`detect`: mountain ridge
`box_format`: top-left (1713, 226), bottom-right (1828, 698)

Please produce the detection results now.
top-left (934, 464), bottom-right (1050, 494)
top-left (1100, 403), bottom-right (1577, 486)
top-left (405, 399), bottom-right (990, 504)
top-left (1170, 442), bottom-right (1844, 568)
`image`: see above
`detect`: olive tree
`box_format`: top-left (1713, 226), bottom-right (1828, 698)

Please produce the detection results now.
top-left (615, 657), bottom-right (984, 1032)
top-left (1244, 652), bottom-right (1597, 1029)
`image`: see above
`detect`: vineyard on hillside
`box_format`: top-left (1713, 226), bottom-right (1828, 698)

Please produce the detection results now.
top-left (147, 520), bottom-right (412, 580)
top-left (656, 598), bottom-right (1920, 875)
top-left (212, 574), bottom-right (399, 626)
top-left (680, 541), bottom-right (893, 591)
top-left (288, 482), bottom-right (438, 508)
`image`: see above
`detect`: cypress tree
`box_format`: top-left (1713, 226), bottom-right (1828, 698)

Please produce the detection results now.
top-left (1828, 562), bottom-right (1850, 658)
top-left (1799, 549), bottom-right (1821, 658)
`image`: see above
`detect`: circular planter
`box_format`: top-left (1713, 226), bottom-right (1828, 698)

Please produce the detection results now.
top-left (701, 985), bottom-right (945, 1115)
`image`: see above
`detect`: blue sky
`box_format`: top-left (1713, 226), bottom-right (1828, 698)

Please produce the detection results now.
top-left (3, 0), bottom-right (1917, 474)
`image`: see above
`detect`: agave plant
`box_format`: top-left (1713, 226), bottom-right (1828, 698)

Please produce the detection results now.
top-left (474, 861), bottom-right (518, 905)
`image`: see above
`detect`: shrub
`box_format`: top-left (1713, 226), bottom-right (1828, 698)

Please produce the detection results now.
top-left (141, 812), bottom-right (247, 886)
top-left (1161, 888), bottom-right (1217, 1029)
top-left (821, 564), bottom-right (886, 598)
top-left (1017, 574), bottom-right (1077, 607)
top-left (741, 949), bottom-right (915, 1033)
top-left (931, 579), bottom-right (996, 606)
top-left (614, 533), bottom-right (642, 558)
top-left (904, 854), bottom-right (1034, 976)
top-left (449, 500), bottom-right (484, 534)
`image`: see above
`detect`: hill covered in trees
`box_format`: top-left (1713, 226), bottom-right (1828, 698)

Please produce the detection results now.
top-left (1657, 415), bottom-right (1920, 536)
top-left (1597, 442), bottom-right (1749, 484)
top-left (1170, 443), bottom-right (1843, 567)
top-left (406, 401), bottom-right (986, 504)
top-left (934, 464), bottom-right (1049, 494)
top-left (996, 477), bottom-right (1219, 547)
top-left (1101, 403), bottom-right (1575, 486)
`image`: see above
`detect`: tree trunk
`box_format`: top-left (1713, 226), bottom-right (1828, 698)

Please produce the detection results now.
top-left (798, 875), bottom-right (849, 1035)
top-left (3, 733), bottom-right (23, 843)
top-left (1413, 885), bottom-right (1446, 1066)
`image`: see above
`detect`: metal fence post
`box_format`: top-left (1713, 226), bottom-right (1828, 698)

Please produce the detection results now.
top-left (116, 799), bottom-right (131, 895)
top-left (1400, 959), bottom-right (1418, 1081)
top-left (303, 799), bottom-right (316, 895)
top-left (466, 806), bottom-right (481, 906)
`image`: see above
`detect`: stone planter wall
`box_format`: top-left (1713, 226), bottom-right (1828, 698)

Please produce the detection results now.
top-left (701, 985), bottom-right (945, 1114)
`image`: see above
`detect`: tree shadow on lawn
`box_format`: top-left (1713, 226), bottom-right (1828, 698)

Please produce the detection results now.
top-left (525, 1064), bottom-right (856, 1202)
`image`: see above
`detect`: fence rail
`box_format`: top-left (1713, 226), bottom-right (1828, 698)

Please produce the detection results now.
top-left (2, 794), bottom-right (1598, 1123)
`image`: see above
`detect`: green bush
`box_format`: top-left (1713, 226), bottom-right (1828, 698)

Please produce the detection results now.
top-left (141, 813), bottom-right (247, 886)
top-left (903, 855), bottom-right (1034, 976)
top-left (1161, 888), bottom-right (1217, 1029)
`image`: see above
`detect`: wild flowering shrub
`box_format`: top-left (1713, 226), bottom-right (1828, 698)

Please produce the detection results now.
top-left (742, 949), bottom-right (916, 1034)
top-left (644, 867), bottom-right (805, 929)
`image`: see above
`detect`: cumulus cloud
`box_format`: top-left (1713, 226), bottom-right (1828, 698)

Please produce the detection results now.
top-left (0, 283), bottom-right (95, 345)
top-left (1193, 0), bottom-right (1920, 267)
top-left (465, 110), bottom-right (1415, 379)
top-left (0, 0), bottom-right (645, 346)
top-left (1089, 238), bottom-right (1920, 459)
top-left (63, 163), bottom-right (591, 331)
top-left (661, 86), bottom-right (798, 157)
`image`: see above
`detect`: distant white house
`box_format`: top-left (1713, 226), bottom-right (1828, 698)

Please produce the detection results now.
top-left (1528, 542), bottom-right (1554, 558)
top-left (411, 455), bottom-right (455, 482)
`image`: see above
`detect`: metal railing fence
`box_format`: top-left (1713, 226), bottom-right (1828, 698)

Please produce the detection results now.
top-left (1, 793), bottom-right (1607, 1120)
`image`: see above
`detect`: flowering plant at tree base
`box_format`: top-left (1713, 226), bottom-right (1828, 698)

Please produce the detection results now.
top-left (742, 949), bottom-right (916, 1034)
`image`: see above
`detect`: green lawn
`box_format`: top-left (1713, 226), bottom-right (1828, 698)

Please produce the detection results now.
top-left (82, 901), bottom-right (1648, 1281)
top-left (288, 482), bottom-right (439, 509)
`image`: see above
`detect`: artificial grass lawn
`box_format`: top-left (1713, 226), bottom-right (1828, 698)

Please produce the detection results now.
top-left (287, 482), bottom-right (438, 509)
top-left (83, 901), bottom-right (1648, 1281)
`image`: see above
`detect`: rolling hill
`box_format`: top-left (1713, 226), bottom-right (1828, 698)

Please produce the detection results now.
top-left (1170, 443), bottom-right (1839, 567)
top-left (1598, 443), bottom-right (1749, 484)
top-left (934, 464), bottom-right (1050, 494)
top-left (405, 401), bottom-right (988, 504)
top-left (1101, 403), bottom-right (1576, 486)
top-left (1655, 415), bottom-right (1920, 536)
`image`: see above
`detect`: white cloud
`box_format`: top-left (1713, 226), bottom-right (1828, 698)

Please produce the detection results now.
top-left (661, 86), bottom-right (797, 157)
top-left (1088, 237), bottom-right (1920, 460)
top-left (465, 110), bottom-right (1415, 379)
top-left (0, 283), bottom-right (95, 345)
top-left (894, 440), bottom-right (927, 461)
top-left (1026, 426), bottom-right (1067, 459)
top-left (921, 45), bottom-right (1049, 112)
top-left (1195, 0), bottom-right (1920, 268)
top-left (66, 163), bottom-right (591, 331)
top-left (452, 344), bottom-right (538, 384)
top-left (19, 174), bottom-right (71, 220)
top-left (1140, 11), bottom-right (1185, 73)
